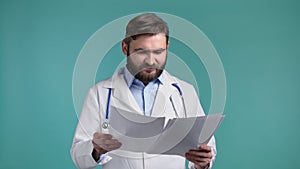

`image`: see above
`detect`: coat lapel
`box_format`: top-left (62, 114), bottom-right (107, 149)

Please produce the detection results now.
top-left (151, 71), bottom-right (179, 117)
top-left (103, 68), bottom-right (143, 115)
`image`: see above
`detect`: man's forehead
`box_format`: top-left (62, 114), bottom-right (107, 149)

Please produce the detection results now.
top-left (126, 33), bottom-right (168, 51)
top-left (132, 33), bottom-right (167, 41)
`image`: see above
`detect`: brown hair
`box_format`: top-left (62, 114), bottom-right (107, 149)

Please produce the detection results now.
top-left (123, 13), bottom-right (169, 46)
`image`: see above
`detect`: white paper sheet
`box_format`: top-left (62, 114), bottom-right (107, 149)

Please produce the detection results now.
top-left (108, 106), bottom-right (224, 157)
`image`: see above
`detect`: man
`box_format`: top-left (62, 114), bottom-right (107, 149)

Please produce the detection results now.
top-left (71, 13), bottom-right (217, 169)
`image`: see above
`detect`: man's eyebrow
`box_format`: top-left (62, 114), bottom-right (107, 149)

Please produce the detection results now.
top-left (133, 48), bottom-right (166, 51)
top-left (133, 48), bottom-right (145, 51)
top-left (153, 48), bottom-right (166, 51)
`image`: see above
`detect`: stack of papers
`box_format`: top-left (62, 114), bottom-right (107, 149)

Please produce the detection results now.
top-left (108, 106), bottom-right (224, 157)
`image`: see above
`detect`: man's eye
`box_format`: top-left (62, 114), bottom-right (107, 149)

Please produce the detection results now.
top-left (137, 50), bottom-right (149, 55)
top-left (153, 50), bottom-right (165, 55)
top-left (134, 49), bottom-right (165, 55)
top-left (153, 51), bottom-right (162, 55)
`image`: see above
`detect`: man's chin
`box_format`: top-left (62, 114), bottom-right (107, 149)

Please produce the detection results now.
top-left (138, 73), bottom-right (156, 82)
top-left (135, 69), bottom-right (163, 84)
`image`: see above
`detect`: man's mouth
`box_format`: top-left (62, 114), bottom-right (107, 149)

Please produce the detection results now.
top-left (143, 68), bottom-right (156, 74)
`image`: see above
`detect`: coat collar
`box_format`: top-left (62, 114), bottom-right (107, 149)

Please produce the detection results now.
top-left (102, 67), bottom-right (180, 116)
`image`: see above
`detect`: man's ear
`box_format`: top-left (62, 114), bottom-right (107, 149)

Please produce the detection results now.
top-left (122, 41), bottom-right (128, 56)
top-left (166, 41), bottom-right (170, 50)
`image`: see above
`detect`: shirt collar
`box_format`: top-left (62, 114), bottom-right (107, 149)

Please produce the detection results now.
top-left (124, 66), bottom-right (164, 87)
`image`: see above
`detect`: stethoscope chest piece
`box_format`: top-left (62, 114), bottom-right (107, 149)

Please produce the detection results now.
top-left (102, 121), bottom-right (109, 129)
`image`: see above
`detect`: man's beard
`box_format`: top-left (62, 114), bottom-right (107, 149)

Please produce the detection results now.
top-left (135, 68), bottom-right (164, 85)
top-left (127, 57), bottom-right (166, 85)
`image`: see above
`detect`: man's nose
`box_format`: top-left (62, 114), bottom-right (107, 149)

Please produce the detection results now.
top-left (145, 53), bottom-right (155, 65)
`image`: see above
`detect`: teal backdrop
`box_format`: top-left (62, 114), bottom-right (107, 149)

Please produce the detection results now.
top-left (1, 0), bottom-right (299, 169)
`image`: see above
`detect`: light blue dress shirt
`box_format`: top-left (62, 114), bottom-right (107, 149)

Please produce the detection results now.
top-left (124, 67), bottom-right (163, 116)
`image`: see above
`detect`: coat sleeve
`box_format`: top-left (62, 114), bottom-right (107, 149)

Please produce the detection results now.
top-left (183, 84), bottom-right (217, 169)
top-left (70, 86), bottom-right (110, 169)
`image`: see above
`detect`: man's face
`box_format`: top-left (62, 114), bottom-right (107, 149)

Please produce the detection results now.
top-left (122, 33), bottom-right (169, 85)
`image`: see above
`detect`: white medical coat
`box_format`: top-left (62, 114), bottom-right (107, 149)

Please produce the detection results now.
top-left (70, 67), bottom-right (217, 169)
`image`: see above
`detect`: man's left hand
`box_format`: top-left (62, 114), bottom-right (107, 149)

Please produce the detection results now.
top-left (185, 144), bottom-right (212, 169)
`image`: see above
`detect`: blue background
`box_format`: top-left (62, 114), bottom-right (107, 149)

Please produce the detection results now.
top-left (0, 0), bottom-right (299, 169)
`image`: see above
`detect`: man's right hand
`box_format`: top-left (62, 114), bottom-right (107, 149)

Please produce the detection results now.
top-left (92, 132), bottom-right (122, 161)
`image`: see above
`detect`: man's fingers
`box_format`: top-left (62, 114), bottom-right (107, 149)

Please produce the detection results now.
top-left (92, 132), bottom-right (122, 151)
top-left (186, 152), bottom-right (211, 168)
top-left (185, 144), bottom-right (212, 167)
top-left (94, 139), bottom-right (121, 146)
top-left (187, 151), bottom-right (212, 159)
top-left (93, 138), bottom-right (121, 150)
top-left (199, 145), bottom-right (211, 152)
top-left (102, 139), bottom-right (121, 146)
top-left (188, 145), bottom-right (211, 153)
top-left (93, 132), bottom-right (113, 139)
top-left (100, 141), bottom-right (122, 151)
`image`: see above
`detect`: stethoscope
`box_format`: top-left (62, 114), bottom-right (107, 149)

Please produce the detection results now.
top-left (101, 83), bottom-right (187, 130)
